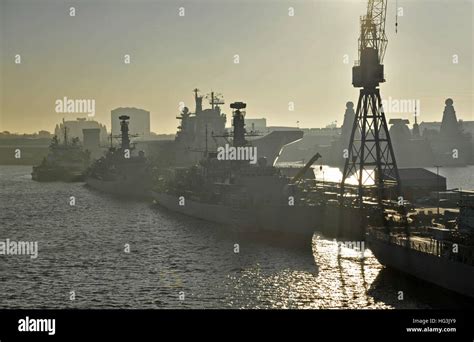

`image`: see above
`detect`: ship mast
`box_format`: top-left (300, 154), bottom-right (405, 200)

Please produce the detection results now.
top-left (206, 91), bottom-right (225, 111)
top-left (412, 103), bottom-right (420, 137)
top-left (193, 88), bottom-right (203, 114)
top-left (62, 118), bottom-right (68, 146)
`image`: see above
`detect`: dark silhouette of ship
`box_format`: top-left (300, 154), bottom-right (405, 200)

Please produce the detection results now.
top-left (152, 101), bottom-right (362, 242)
top-left (367, 193), bottom-right (474, 298)
top-left (85, 115), bottom-right (150, 198)
top-left (31, 124), bottom-right (90, 182)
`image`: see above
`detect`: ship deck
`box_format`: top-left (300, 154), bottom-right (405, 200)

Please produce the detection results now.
top-left (368, 228), bottom-right (474, 266)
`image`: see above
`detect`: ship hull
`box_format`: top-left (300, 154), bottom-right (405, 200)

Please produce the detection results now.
top-left (85, 176), bottom-right (150, 199)
top-left (31, 167), bottom-right (84, 182)
top-left (152, 192), bottom-right (367, 242)
top-left (368, 234), bottom-right (474, 298)
top-left (152, 192), bottom-right (319, 242)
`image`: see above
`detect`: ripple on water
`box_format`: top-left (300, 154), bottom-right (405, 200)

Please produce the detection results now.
top-left (0, 166), bottom-right (472, 309)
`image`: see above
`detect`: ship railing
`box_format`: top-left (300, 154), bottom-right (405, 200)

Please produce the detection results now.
top-left (368, 229), bottom-right (474, 266)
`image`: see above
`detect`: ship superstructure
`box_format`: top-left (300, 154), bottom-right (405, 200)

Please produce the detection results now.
top-left (163, 89), bottom-right (303, 168)
top-left (174, 89), bottom-right (227, 166)
top-left (31, 123), bottom-right (90, 182)
top-left (152, 101), bottom-right (363, 243)
top-left (85, 115), bottom-right (150, 198)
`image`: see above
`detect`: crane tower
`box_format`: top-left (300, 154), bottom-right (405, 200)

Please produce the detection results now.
top-left (340, 0), bottom-right (401, 207)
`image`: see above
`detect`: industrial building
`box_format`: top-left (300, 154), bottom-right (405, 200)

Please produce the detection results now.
top-left (55, 118), bottom-right (108, 144)
top-left (397, 168), bottom-right (446, 202)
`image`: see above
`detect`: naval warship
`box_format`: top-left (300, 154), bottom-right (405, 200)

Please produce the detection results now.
top-left (31, 125), bottom-right (90, 182)
top-left (141, 89), bottom-right (303, 169)
top-left (85, 115), bottom-right (150, 198)
top-left (152, 101), bottom-right (362, 242)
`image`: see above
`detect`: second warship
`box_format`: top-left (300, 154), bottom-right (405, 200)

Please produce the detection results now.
top-left (85, 115), bottom-right (151, 198)
top-left (152, 101), bottom-right (362, 242)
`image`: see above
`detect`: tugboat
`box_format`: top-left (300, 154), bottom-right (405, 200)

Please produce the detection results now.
top-left (85, 115), bottom-right (150, 198)
top-left (152, 101), bottom-right (361, 243)
top-left (31, 124), bottom-right (90, 182)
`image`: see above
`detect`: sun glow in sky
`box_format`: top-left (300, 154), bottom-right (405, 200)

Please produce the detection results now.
top-left (0, 0), bottom-right (472, 134)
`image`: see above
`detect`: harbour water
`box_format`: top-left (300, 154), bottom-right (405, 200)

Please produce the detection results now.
top-left (1, 165), bottom-right (473, 309)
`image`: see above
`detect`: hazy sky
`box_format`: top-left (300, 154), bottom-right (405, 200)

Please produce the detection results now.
top-left (1, 0), bottom-right (473, 134)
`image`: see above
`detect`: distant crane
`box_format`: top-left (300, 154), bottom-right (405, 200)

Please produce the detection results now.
top-left (340, 0), bottom-right (401, 207)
